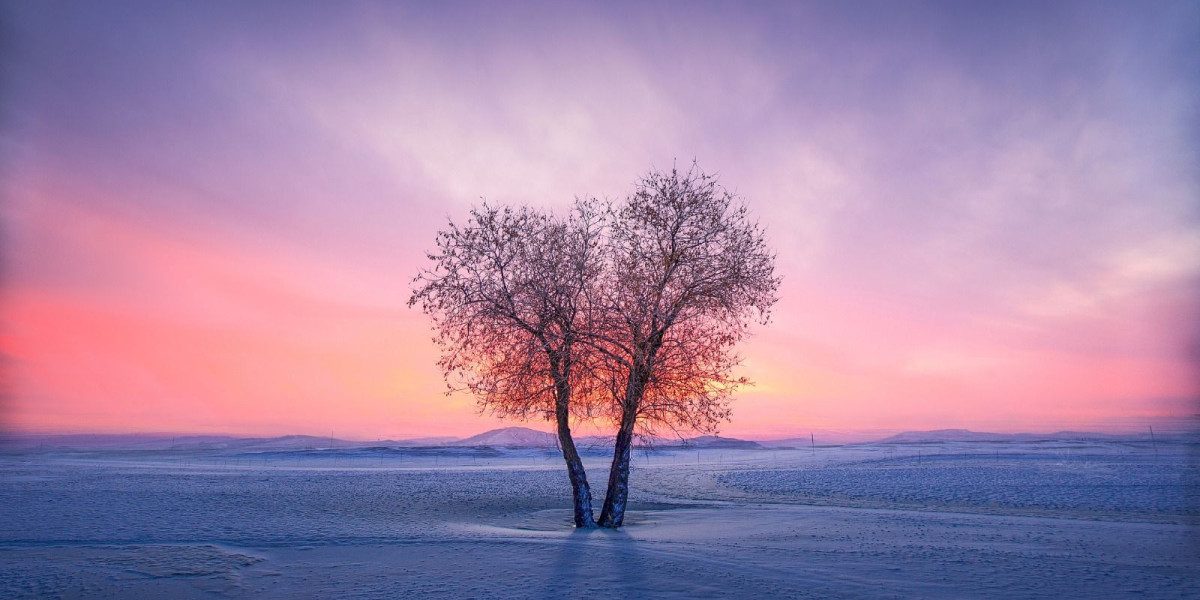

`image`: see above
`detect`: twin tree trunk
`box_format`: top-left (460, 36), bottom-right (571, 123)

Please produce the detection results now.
top-left (554, 364), bottom-right (647, 529)
top-left (598, 368), bottom-right (646, 528)
top-left (553, 378), bottom-right (597, 528)
top-left (597, 407), bottom-right (637, 527)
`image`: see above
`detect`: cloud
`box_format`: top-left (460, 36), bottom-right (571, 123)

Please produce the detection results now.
top-left (2, 1), bottom-right (1197, 436)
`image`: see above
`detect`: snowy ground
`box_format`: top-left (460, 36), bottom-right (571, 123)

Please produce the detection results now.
top-left (2, 441), bottom-right (1197, 599)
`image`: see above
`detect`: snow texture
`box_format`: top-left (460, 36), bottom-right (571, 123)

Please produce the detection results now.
top-left (2, 439), bottom-right (1196, 598)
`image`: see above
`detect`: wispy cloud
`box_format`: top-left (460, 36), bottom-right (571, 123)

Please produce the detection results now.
top-left (2, 1), bottom-right (1196, 436)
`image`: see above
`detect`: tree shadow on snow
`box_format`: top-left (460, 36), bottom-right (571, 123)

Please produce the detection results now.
top-left (543, 526), bottom-right (647, 597)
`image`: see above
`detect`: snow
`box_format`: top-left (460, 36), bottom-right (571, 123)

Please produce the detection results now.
top-left (449, 426), bottom-right (558, 447)
top-left (873, 429), bottom-right (1162, 444)
top-left (2, 440), bottom-right (1196, 598)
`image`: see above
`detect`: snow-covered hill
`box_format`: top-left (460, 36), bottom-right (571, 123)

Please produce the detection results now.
top-left (447, 427), bottom-right (558, 447)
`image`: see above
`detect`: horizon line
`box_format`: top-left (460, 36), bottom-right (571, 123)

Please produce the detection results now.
top-left (5, 417), bottom-right (1198, 443)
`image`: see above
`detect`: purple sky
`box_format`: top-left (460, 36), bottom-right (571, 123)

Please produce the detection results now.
top-left (2, 1), bottom-right (1197, 438)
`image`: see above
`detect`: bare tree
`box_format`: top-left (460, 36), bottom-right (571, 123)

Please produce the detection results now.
top-left (408, 165), bottom-right (777, 529)
top-left (590, 165), bottom-right (780, 527)
top-left (409, 201), bottom-right (606, 527)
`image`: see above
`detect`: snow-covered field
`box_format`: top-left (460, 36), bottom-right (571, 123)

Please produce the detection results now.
top-left (2, 441), bottom-right (1197, 599)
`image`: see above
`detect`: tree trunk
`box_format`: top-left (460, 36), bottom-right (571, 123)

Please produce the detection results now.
top-left (597, 404), bottom-right (638, 528)
top-left (554, 387), bottom-right (596, 528)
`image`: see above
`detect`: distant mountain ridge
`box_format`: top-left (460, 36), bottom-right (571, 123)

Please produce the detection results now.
top-left (874, 429), bottom-right (1149, 444)
top-left (4, 426), bottom-right (1188, 451)
top-left (0, 427), bottom-right (763, 450)
top-left (449, 427), bottom-right (763, 449)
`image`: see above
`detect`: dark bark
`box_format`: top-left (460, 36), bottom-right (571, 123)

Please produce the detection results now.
top-left (597, 408), bottom-right (637, 527)
top-left (553, 377), bottom-right (596, 528)
top-left (598, 371), bottom-right (644, 528)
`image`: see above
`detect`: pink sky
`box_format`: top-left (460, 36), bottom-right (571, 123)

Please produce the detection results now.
top-left (2, 2), bottom-right (1197, 439)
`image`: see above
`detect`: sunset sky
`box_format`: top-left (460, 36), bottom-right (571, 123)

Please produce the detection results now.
top-left (2, 1), bottom-right (1197, 439)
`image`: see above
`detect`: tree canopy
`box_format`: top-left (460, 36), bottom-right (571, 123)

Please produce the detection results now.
top-left (410, 164), bottom-right (779, 528)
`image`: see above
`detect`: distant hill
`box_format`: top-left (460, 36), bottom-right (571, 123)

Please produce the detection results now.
top-left (760, 430), bottom-right (904, 447)
top-left (675, 435), bottom-right (762, 449)
top-left (0, 433), bottom-right (237, 450)
top-left (574, 434), bottom-right (674, 449)
top-left (448, 427), bottom-right (558, 447)
top-left (443, 430), bottom-right (763, 449)
top-left (1, 429), bottom-right (765, 451)
top-left (392, 436), bottom-right (461, 447)
top-left (0, 433), bottom-right (435, 451)
top-left (591, 434), bottom-right (762, 449)
top-left (877, 429), bottom-right (1017, 443)
top-left (873, 429), bottom-right (1138, 444)
top-left (13, 426), bottom-right (1175, 453)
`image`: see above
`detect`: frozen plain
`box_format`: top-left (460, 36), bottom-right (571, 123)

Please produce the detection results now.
top-left (2, 440), bottom-right (1197, 599)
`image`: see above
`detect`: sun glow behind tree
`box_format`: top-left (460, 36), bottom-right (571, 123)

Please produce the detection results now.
top-left (411, 165), bottom-right (778, 527)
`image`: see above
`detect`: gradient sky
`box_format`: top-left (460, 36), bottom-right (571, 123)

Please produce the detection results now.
top-left (2, 1), bottom-right (1197, 439)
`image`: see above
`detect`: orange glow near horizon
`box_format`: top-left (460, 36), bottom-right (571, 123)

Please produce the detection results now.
top-left (4, 194), bottom-right (1193, 439)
